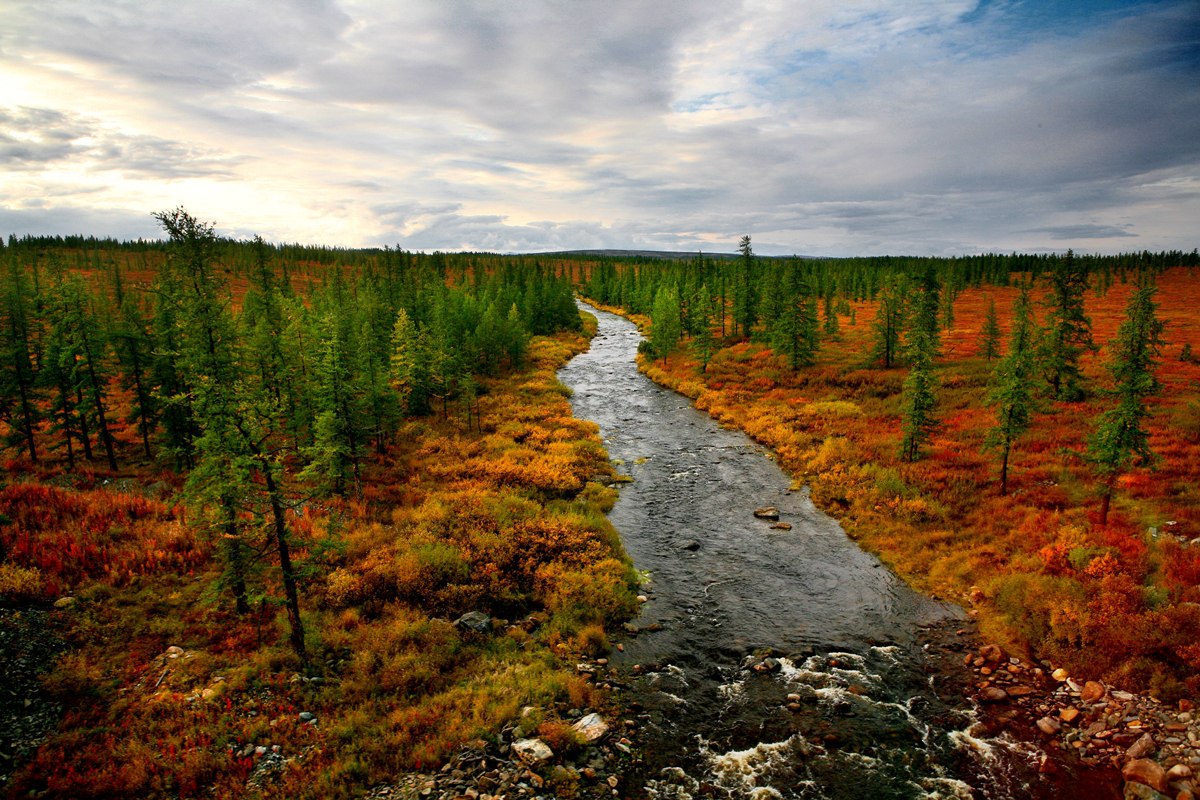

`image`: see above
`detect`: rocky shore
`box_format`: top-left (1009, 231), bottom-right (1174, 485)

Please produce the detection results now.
top-left (965, 640), bottom-right (1197, 800)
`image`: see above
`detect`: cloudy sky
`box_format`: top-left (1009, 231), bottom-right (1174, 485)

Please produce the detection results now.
top-left (1, 1), bottom-right (1197, 256)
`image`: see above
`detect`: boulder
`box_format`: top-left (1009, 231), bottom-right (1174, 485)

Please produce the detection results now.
top-left (1122, 759), bottom-right (1169, 794)
top-left (454, 611), bottom-right (493, 634)
top-left (53, 596), bottom-right (76, 609)
top-left (512, 738), bottom-right (554, 764)
top-left (753, 507), bottom-right (780, 520)
top-left (571, 713), bottom-right (609, 744)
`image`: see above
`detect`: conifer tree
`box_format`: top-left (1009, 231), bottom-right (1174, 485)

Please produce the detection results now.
top-left (733, 235), bottom-right (757, 339)
top-left (980, 297), bottom-right (1001, 362)
top-left (690, 284), bottom-right (717, 373)
top-left (869, 274), bottom-right (908, 368)
top-left (649, 285), bottom-right (682, 361)
top-left (770, 267), bottom-right (820, 370)
top-left (1038, 249), bottom-right (1096, 401)
top-left (984, 290), bottom-right (1038, 494)
top-left (899, 268), bottom-right (941, 461)
top-left (1088, 284), bottom-right (1164, 524)
top-left (0, 258), bottom-right (41, 461)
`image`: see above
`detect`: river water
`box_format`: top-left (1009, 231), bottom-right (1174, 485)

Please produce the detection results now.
top-left (558, 303), bottom-right (1097, 800)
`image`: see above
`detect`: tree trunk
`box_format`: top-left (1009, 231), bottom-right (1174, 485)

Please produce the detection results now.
top-left (262, 463), bottom-right (306, 661)
top-left (999, 444), bottom-right (1010, 496)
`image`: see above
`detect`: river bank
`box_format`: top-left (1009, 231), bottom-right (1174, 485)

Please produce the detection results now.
top-left (567, 298), bottom-right (1200, 798)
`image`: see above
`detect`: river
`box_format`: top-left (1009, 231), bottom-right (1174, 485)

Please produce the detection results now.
top-left (557, 302), bottom-right (1104, 800)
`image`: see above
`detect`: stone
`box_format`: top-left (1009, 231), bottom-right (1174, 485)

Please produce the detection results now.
top-left (753, 506), bottom-right (780, 520)
top-left (1167, 764), bottom-right (1193, 780)
top-left (1081, 681), bottom-right (1107, 703)
top-left (454, 611), bottom-right (493, 634)
top-left (1121, 783), bottom-right (1171, 800)
top-left (512, 738), bottom-right (554, 764)
top-left (1060, 707), bottom-right (1081, 723)
top-left (1052, 668), bottom-right (1071, 682)
top-left (571, 713), bottom-right (609, 744)
top-left (679, 540), bottom-right (701, 551)
top-left (53, 596), bottom-right (76, 609)
top-left (1037, 717), bottom-right (1062, 735)
top-left (980, 687), bottom-right (1009, 703)
top-left (298, 711), bottom-right (316, 723)
top-left (1127, 733), bottom-right (1157, 759)
top-left (1122, 758), bottom-right (1169, 794)
top-left (770, 522), bottom-right (793, 530)
top-left (979, 644), bottom-right (1004, 663)
top-left (1006, 685), bottom-right (1035, 697)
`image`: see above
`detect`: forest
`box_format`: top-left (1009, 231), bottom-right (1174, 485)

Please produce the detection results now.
top-left (1, 219), bottom-right (1199, 797)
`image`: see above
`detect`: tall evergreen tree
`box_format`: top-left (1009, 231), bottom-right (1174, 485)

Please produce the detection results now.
top-left (984, 290), bottom-right (1039, 494)
top-left (899, 268), bottom-right (941, 461)
top-left (1088, 284), bottom-right (1164, 524)
top-left (770, 267), bottom-right (820, 370)
top-left (869, 274), bottom-right (908, 368)
top-left (1038, 250), bottom-right (1096, 401)
top-left (0, 258), bottom-right (41, 462)
top-left (690, 284), bottom-right (717, 373)
top-left (733, 235), bottom-right (757, 339)
top-left (649, 285), bottom-right (682, 362)
top-left (979, 297), bottom-right (1002, 362)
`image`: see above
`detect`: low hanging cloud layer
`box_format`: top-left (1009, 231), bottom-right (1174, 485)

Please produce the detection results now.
top-left (1, 0), bottom-right (1197, 256)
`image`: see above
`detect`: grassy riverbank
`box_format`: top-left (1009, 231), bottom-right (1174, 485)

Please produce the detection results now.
top-left (585, 265), bottom-right (1200, 702)
top-left (1, 313), bottom-right (639, 798)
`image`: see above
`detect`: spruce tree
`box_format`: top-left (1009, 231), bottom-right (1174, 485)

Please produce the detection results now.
top-left (869, 274), bottom-right (908, 368)
top-left (690, 284), bottom-right (717, 373)
top-left (1088, 284), bottom-right (1164, 524)
top-left (984, 290), bottom-right (1039, 494)
top-left (1038, 249), bottom-right (1096, 401)
top-left (979, 297), bottom-right (1001, 362)
top-left (899, 268), bottom-right (941, 461)
top-left (649, 285), bottom-right (682, 362)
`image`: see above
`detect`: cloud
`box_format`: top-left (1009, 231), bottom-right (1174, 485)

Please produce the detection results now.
top-left (1031, 224), bottom-right (1138, 241)
top-left (0, 1), bottom-right (1196, 255)
top-left (0, 105), bottom-right (243, 178)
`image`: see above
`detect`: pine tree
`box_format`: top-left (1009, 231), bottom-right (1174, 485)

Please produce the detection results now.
top-left (869, 274), bottom-right (908, 368)
top-left (0, 258), bottom-right (42, 462)
top-left (1038, 250), bottom-right (1096, 401)
top-left (984, 290), bottom-right (1039, 494)
top-left (649, 285), bottom-right (682, 361)
top-left (690, 284), bottom-right (717, 373)
top-left (1088, 284), bottom-right (1164, 524)
top-left (979, 297), bottom-right (1001, 362)
top-left (770, 267), bottom-right (820, 370)
top-left (733, 235), bottom-right (757, 339)
top-left (899, 268), bottom-right (941, 461)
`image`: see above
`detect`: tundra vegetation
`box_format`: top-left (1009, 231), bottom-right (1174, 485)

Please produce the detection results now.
top-left (0, 216), bottom-right (636, 798)
top-left (585, 243), bottom-right (1200, 700)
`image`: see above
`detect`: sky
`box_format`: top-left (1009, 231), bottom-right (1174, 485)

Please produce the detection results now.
top-left (1, 1), bottom-right (1198, 257)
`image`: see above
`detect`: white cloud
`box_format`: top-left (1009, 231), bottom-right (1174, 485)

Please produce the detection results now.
top-left (0, 0), bottom-right (1196, 255)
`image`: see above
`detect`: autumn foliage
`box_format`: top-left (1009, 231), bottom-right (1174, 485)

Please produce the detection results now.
top-left (596, 264), bottom-right (1200, 699)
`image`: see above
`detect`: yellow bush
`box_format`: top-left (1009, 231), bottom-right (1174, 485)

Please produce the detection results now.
top-left (0, 562), bottom-right (44, 600)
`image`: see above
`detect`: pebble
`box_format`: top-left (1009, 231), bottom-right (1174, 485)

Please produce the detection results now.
top-left (966, 643), bottom-right (1200, 799)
